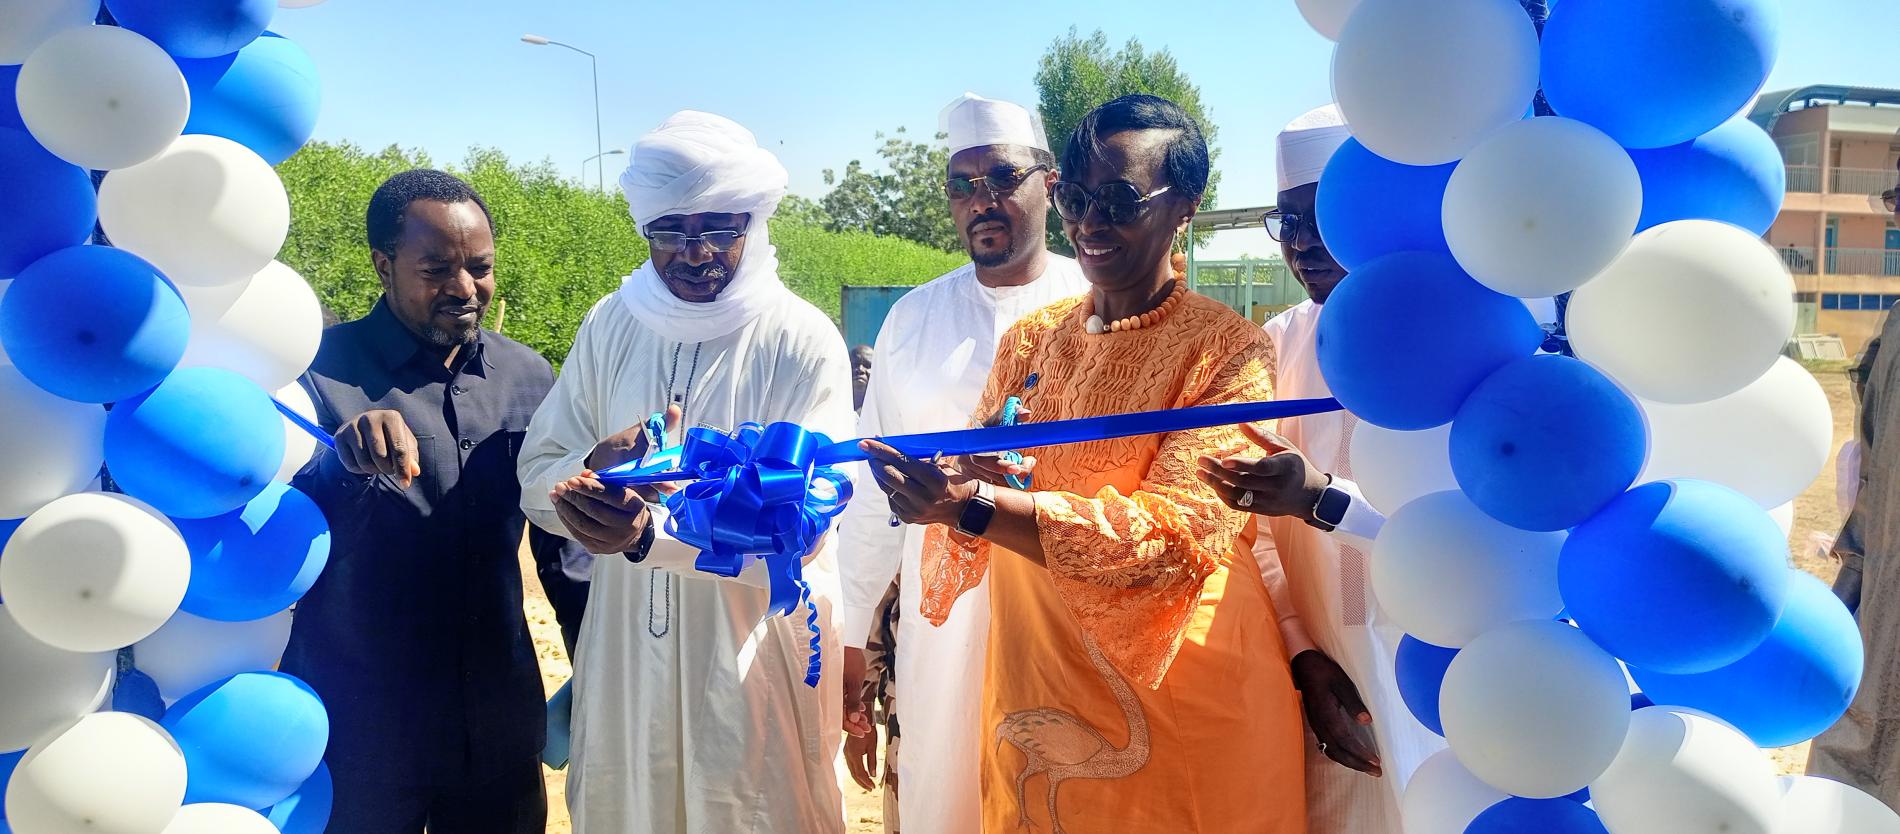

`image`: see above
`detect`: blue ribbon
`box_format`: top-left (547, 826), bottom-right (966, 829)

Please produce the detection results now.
top-left (644, 422), bottom-right (852, 688)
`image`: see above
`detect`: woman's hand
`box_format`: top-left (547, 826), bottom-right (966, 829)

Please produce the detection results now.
top-left (860, 439), bottom-right (978, 527)
top-left (1291, 650), bottom-right (1382, 777)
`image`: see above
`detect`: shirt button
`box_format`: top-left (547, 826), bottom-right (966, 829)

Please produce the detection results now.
top-left (460, 438), bottom-right (474, 451)
top-left (451, 385), bottom-right (465, 396)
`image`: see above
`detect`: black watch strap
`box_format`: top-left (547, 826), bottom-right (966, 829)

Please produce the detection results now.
top-left (956, 482), bottom-right (998, 537)
top-left (623, 512), bottom-right (659, 563)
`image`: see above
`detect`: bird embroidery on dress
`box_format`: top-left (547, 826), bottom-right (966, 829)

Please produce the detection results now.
top-left (994, 634), bottom-right (1151, 833)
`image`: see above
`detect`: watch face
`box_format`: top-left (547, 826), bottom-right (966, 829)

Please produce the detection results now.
top-left (1315, 487), bottom-right (1352, 526)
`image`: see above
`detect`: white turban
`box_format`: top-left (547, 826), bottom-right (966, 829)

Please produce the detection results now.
top-left (614, 110), bottom-right (793, 343)
top-left (1277, 104), bottom-right (1351, 192)
top-left (940, 93), bottom-right (1049, 156)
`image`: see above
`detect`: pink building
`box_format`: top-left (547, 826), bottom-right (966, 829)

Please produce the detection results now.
top-left (1756, 85), bottom-right (1900, 355)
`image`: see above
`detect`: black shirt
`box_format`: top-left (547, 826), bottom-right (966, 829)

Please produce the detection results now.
top-left (285, 299), bottom-right (552, 787)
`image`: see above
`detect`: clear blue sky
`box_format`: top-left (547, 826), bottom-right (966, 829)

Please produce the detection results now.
top-left (271, 0), bottom-right (1900, 259)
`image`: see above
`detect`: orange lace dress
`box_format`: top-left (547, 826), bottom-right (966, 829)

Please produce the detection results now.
top-left (920, 290), bottom-right (1307, 834)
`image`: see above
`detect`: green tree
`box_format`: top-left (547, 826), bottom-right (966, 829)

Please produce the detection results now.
top-left (819, 127), bottom-right (959, 252)
top-left (1034, 28), bottom-right (1222, 251)
top-left (275, 140), bottom-right (963, 365)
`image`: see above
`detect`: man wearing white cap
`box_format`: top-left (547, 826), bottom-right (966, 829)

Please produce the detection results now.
top-left (1200, 104), bottom-right (1445, 833)
top-left (518, 110), bottom-right (853, 833)
top-left (835, 92), bottom-right (1086, 834)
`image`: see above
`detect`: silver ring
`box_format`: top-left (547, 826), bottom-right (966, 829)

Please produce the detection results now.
top-left (1317, 741), bottom-right (1328, 754)
top-left (1237, 490), bottom-right (1255, 508)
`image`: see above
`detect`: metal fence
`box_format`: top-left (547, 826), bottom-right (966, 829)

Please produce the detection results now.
top-left (1779, 247), bottom-right (1818, 275)
top-left (1188, 259), bottom-right (1308, 322)
top-left (1831, 167), bottom-right (1895, 197)
top-left (1828, 247), bottom-right (1900, 276)
top-left (1786, 165), bottom-right (1820, 193)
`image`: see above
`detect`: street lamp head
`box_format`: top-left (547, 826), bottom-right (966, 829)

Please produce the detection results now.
top-left (521, 34), bottom-right (551, 45)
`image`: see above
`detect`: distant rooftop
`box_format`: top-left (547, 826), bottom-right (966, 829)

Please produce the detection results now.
top-left (1752, 85), bottom-right (1900, 135)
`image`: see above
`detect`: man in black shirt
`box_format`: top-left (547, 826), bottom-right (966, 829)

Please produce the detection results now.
top-left (285, 169), bottom-right (549, 834)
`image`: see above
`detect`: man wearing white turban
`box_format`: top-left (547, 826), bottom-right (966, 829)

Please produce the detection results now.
top-left (1199, 104), bottom-right (1446, 833)
top-left (835, 92), bottom-right (1087, 834)
top-left (518, 110), bottom-right (853, 834)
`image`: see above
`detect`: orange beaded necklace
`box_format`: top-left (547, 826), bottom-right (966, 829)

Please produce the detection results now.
top-left (1083, 276), bottom-right (1187, 335)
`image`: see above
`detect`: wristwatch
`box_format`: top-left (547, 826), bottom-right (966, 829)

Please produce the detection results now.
top-left (622, 510), bottom-right (659, 564)
top-left (956, 480), bottom-right (998, 538)
top-left (1305, 476), bottom-right (1352, 533)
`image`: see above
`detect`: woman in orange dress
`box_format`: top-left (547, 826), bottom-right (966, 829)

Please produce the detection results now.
top-left (861, 94), bottom-right (1306, 834)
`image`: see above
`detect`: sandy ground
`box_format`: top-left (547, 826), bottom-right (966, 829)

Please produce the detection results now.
top-left (517, 367), bottom-right (1857, 834)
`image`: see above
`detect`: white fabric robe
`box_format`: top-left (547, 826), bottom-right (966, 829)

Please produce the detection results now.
top-left (835, 256), bottom-right (1087, 834)
top-left (1255, 299), bottom-right (1446, 834)
top-left (519, 291), bottom-right (855, 834)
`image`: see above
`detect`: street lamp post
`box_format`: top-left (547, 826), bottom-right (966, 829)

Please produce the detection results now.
top-left (582, 149), bottom-right (626, 188)
top-left (522, 33), bottom-right (605, 190)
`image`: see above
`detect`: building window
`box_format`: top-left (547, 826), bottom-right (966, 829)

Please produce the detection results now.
top-left (1795, 292), bottom-right (1818, 303)
top-left (1864, 294), bottom-right (1884, 310)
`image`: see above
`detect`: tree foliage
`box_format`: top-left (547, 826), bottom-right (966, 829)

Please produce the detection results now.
top-left (818, 127), bottom-right (959, 252)
top-left (1034, 28), bottom-right (1222, 250)
top-left (276, 141), bottom-right (963, 365)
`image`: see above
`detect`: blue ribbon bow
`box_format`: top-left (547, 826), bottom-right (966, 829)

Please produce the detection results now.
top-left (648, 422), bottom-right (852, 688)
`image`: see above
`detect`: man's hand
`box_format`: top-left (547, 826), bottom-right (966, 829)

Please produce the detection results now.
top-left (587, 404), bottom-right (682, 502)
top-left (841, 646), bottom-right (879, 790)
top-left (1195, 422), bottom-right (1331, 521)
top-left (335, 409), bottom-right (422, 489)
top-left (550, 472), bottom-right (652, 556)
top-left (1291, 649), bottom-right (1382, 777)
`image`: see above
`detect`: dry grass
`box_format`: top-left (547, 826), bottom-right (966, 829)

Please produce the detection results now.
top-left (516, 367), bottom-right (1860, 831)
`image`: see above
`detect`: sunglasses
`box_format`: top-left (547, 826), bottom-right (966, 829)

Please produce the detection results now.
top-left (944, 164), bottom-right (1051, 201)
top-left (1261, 209), bottom-right (1317, 244)
top-left (644, 229), bottom-right (745, 254)
top-left (1051, 180), bottom-right (1173, 225)
top-left (1883, 187), bottom-right (1899, 214)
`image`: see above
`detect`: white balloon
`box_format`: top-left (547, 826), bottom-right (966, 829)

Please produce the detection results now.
top-left (0, 0), bottom-right (98, 65)
top-left (162, 803), bottom-right (279, 834)
top-left (0, 492), bottom-right (189, 652)
top-left (1590, 708), bottom-right (1782, 834)
top-left (1370, 491), bottom-right (1565, 647)
top-left (1349, 422), bottom-right (1457, 515)
top-left (1772, 501), bottom-right (1795, 538)
top-left (0, 605), bottom-right (113, 752)
top-left (1296, 0), bottom-right (1365, 41)
top-left (1440, 619), bottom-right (1630, 797)
top-left (1332, 0), bottom-right (1539, 166)
top-left (98, 134), bottom-right (289, 287)
top-left (16, 25), bottom-right (189, 170)
top-left (5, 712), bottom-right (186, 834)
top-left (1779, 775), bottom-right (1900, 834)
top-left (1639, 357), bottom-right (1834, 509)
top-left (171, 271), bottom-right (256, 323)
top-left (274, 382), bottom-right (319, 483)
top-left (1568, 221), bottom-right (1796, 404)
top-left (178, 261), bottom-right (320, 391)
top-left (1402, 748), bottom-right (1509, 834)
top-left (0, 363), bottom-right (106, 519)
top-left (134, 609), bottom-right (292, 703)
top-left (1444, 117), bottom-right (1641, 298)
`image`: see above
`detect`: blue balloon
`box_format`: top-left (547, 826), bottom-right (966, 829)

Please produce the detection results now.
top-left (1465, 797), bottom-right (1610, 834)
top-left (175, 482), bottom-right (330, 622)
top-left (1316, 252), bottom-right (1543, 430)
top-left (105, 367), bottom-right (284, 519)
top-left (1561, 480), bottom-right (1791, 674)
top-left (0, 245), bottom-right (189, 404)
top-left (1451, 355), bottom-right (1648, 531)
top-left (1628, 118), bottom-right (1785, 234)
top-left (0, 65), bottom-right (23, 132)
top-left (264, 760), bottom-right (333, 834)
top-left (1631, 570), bottom-right (1863, 748)
top-left (178, 32), bottom-right (320, 166)
top-left (1630, 692), bottom-right (1655, 710)
top-left (112, 667), bottom-right (168, 722)
top-left (161, 671), bottom-right (328, 809)
top-left (105, 0), bottom-right (276, 60)
top-left (1316, 139), bottom-right (1456, 272)
top-left (1, 748), bottom-right (23, 818)
top-left (1396, 635), bottom-right (1458, 736)
top-left (0, 128), bottom-right (98, 279)
top-left (1542, 0), bottom-right (1781, 149)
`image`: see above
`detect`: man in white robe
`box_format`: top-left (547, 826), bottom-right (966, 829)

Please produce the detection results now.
top-left (835, 93), bottom-right (1087, 834)
top-left (1205, 105), bottom-right (1448, 833)
top-left (517, 110), bottom-right (853, 834)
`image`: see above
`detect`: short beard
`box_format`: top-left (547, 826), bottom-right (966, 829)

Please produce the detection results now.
top-left (420, 322), bottom-right (480, 347)
top-left (663, 261), bottom-right (732, 299)
top-left (971, 242), bottom-right (1015, 268)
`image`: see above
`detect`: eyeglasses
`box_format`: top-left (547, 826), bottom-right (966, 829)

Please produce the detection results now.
top-left (644, 229), bottom-right (745, 254)
top-left (1051, 181), bottom-right (1173, 225)
top-left (1261, 209), bottom-right (1315, 243)
top-left (1883, 187), bottom-right (1899, 214)
top-left (944, 164), bottom-right (1051, 201)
